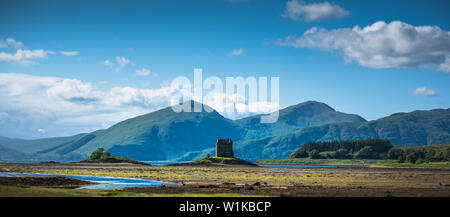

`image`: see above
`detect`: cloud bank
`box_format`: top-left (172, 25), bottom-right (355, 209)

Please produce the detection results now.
top-left (0, 73), bottom-right (276, 138)
top-left (276, 21), bottom-right (450, 72)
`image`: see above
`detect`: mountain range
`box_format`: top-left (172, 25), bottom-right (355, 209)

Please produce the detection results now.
top-left (0, 100), bottom-right (449, 162)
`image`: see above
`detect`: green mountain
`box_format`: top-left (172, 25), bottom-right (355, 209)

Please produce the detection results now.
top-left (38, 101), bottom-right (242, 161)
top-left (236, 101), bottom-right (366, 139)
top-left (232, 108), bottom-right (450, 161)
top-left (1, 101), bottom-right (449, 163)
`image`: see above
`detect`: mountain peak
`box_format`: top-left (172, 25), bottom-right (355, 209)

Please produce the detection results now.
top-left (284, 101), bottom-right (336, 112)
top-left (174, 100), bottom-right (216, 113)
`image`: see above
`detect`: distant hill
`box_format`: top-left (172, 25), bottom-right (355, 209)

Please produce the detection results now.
top-left (232, 109), bottom-right (450, 161)
top-left (0, 144), bottom-right (29, 162)
top-left (236, 101), bottom-right (366, 139)
top-left (0, 134), bottom-right (88, 155)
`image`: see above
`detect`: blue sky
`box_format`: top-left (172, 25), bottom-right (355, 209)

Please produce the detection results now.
top-left (0, 0), bottom-right (449, 138)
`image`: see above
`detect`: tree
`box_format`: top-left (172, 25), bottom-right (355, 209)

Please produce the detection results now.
top-left (406, 152), bottom-right (421, 164)
top-left (89, 148), bottom-right (113, 161)
top-left (398, 155), bottom-right (406, 163)
top-left (289, 149), bottom-right (308, 158)
top-left (388, 148), bottom-right (405, 160)
top-left (89, 148), bottom-right (105, 160)
top-left (354, 146), bottom-right (378, 159)
top-left (333, 148), bottom-right (351, 159)
top-left (100, 151), bottom-right (111, 160)
top-left (308, 150), bottom-right (321, 159)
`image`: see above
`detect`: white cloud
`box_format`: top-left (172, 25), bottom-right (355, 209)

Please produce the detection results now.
top-left (0, 49), bottom-right (54, 65)
top-left (135, 68), bottom-right (151, 76)
top-left (0, 73), bottom-right (279, 138)
top-left (276, 21), bottom-right (450, 72)
top-left (103, 56), bottom-right (133, 72)
top-left (0, 38), bottom-right (23, 49)
top-left (282, 0), bottom-right (349, 22)
top-left (60, 51), bottom-right (78, 56)
top-left (103, 60), bottom-right (114, 67)
top-left (0, 38), bottom-right (55, 65)
top-left (204, 92), bottom-right (279, 119)
top-left (46, 79), bottom-right (101, 103)
top-left (439, 56), bottom-right (450, 73)
top-left (37, 128), bottom-right (46, 133)
top-left (0, 73), bottom-right (191, 138)
top-left (412, 87), bottom-right (437, 96)
top-left (230, 48), bottom-right (244, 56)
top-left (116, 56), bottom-right (132, 67)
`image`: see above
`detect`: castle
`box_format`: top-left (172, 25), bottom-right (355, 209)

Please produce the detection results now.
top-left (215, 138), bottom-right (234, 158)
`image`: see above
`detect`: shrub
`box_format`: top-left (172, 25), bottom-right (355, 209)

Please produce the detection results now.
top-left (89, 148), bottom-right (105, 160)
top-left (416, 158), bottom-right (425, 164)
top-left (406, 152), bottom-right (421, 164)
top-left (354, 146), bottom-right (378, 159)
top-left (334, 148), bottom-right (351, 159)
top-left (388, 148), bottom-right (405, 160)
top-left (308, 150), bottom-right (321, 159)
top-left (89, 148), bottom-right (112, 161)
top-left (288, 149), bottom-right (308, 158)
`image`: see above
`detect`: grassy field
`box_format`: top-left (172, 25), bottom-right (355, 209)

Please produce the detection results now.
top-left (255, 158), bottom-right (397, 165)
top-left (380, 161), bottom-right (450, 168)
top-left (0, 162), bottom-right (449, 197)
top-left (256, 158), bottom-right (450, 168)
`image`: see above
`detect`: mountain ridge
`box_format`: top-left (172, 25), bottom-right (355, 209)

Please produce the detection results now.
top-left (1, 101), bottom-right (449, 162)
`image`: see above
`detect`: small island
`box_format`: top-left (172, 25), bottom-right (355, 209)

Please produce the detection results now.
top-left (81, 148), bottom-right (148, 165)
top-left (170, 139), bottom-right (257, 167)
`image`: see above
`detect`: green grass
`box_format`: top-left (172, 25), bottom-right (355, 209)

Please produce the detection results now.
top-left (196, 157), bottom-right (255, 165)
top-left (381, 161), bottom-right (450, 168)
top-left (256, 158), bottom-right (450, 168)
top-left (256, 158), bottom-right (397, 165)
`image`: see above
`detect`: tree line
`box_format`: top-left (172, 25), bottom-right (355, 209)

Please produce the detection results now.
top-left (288, 139), bottom-right (450, 163)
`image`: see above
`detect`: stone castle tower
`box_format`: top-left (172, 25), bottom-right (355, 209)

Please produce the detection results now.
top-left (215, 138), bottom-right (234, 158)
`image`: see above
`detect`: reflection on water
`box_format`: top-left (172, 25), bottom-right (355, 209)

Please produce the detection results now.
top-left (0, 172), bottom-right (179, 189)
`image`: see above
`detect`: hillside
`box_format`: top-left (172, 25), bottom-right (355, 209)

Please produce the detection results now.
top-left (1, 102), bottom-right (449, 163)
top-left (0, 134), bottom-right (89, 155)
top-left (232, 109), bottom-right (450, 161)
top-left (236, 101), bottom-right (366, 139)
top-left (0, 144), bottom-right (30, 162)
top-left (44, 101), bottom-right (243, 161)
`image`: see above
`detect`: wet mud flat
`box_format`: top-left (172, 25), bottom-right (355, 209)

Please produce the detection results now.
top-left (125, 182), bottom-right (450, 197)
top-left (0, 162), bottom-right (449, 197)
top-left (0, 176), bottom-right (93, 189)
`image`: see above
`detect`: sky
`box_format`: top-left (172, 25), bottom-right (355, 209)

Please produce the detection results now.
top-left (0, 0), bottom-right (449, 139)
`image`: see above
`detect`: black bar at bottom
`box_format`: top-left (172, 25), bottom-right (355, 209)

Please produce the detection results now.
top-left (1, 197), bottom-right (446, 216)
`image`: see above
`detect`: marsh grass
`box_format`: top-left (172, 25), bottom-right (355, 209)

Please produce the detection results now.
top-left (256, 158), bottom-right (398, 165)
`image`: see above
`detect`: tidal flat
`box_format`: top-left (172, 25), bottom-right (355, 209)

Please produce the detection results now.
top-left (0, 162), bottom-right (449, 197)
